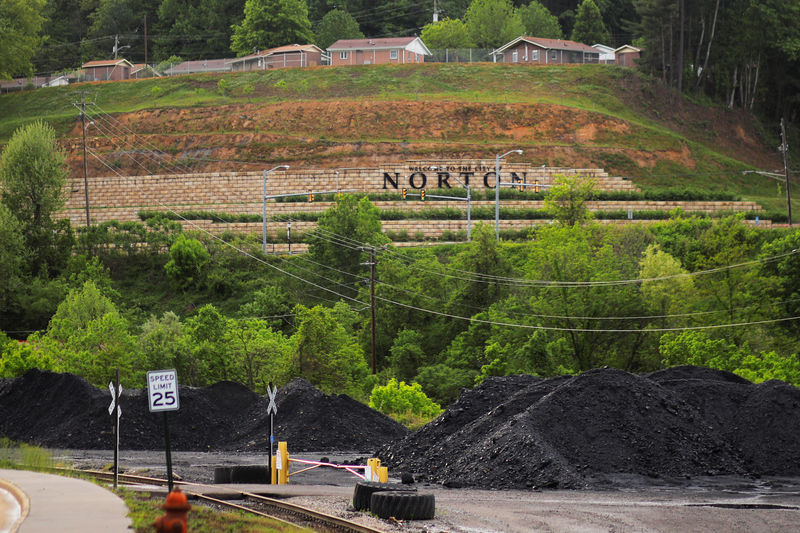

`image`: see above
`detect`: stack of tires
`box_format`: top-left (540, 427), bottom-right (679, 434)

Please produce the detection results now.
top-left (352, 481), bottom-right (435, 520)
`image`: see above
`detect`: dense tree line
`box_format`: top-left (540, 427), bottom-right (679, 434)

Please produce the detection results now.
top-left (2, 122), bottom-right (800, 414)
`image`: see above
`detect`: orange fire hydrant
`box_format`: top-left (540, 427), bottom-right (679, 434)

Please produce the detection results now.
top-left (154, 488), bottom-right (191, 533)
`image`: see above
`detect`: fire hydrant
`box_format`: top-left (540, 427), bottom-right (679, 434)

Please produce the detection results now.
top-left (154, 488), bottom-right (191, 533)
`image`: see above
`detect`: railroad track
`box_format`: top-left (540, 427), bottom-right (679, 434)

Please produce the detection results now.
top-left (81, 469), bottom-right (386, 533)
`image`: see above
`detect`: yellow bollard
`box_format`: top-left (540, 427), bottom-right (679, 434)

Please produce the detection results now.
top-left (366, 458), bottom-right (381, 482)
top-left (271, 455), bottom-right (277, 484)
top-left (378, 466), bottom-right (388, 483)
top-left (277, 441), bottom-right (290, 484)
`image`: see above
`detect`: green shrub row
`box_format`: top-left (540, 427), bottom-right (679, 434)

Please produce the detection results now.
top-left (274, 186), bottom-right (742, 203)
top-left (141, 208), bottom-right (777, 224)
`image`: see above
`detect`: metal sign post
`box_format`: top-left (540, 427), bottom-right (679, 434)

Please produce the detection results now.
top-left (147, 369), bottom-right (180, 492)
top-left (107, 368), bottom-right (122, 489)
top-left (266, 383), bottom-right (278, 483)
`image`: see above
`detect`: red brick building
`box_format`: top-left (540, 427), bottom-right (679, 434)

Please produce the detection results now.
top-left (615, 45), bottom-right (641, 67)
top-left (228, 44), bottom-right (324, 71)
top-left (493, 36), bottom-right (599, 65)
top-left (327, 37), bottom-right (431, 66)
top-left (81, 59), bottom-right (134, 81)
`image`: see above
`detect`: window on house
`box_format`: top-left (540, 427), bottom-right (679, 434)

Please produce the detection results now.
top-left (390, 49), bottom-right (398, 60)
top-left (532, 50), bottom-right (539, 61)
top-left (340, 51), bottom-right (348, 59)
top-left (415, 53), bottom-right (420, 61)
top-left (512, 51), bottom-right (518, 63)
top-left (551, 51), bottom-right (557, 61)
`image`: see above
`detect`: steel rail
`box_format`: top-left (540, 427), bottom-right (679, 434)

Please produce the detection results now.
top-left (77, 468), bottom-right (385, 533)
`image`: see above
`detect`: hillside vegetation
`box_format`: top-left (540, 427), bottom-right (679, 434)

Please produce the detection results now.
top-left (0, 63), bottom-right (790, 212)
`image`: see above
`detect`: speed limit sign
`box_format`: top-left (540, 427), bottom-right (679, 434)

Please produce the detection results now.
top-left (147, 369), bottom-right (180, 412)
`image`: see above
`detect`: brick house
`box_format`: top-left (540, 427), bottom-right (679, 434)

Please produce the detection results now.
top-left (615, 45), bottom-right (641, 67)
top-left (327, 37), bottom-right (431, 66)
top-left (228, 44), bottom-right (324, 71)
top-left (81, 59), bottom-right (134, 81)
top-left (493, 36), bottom-right (599, 64)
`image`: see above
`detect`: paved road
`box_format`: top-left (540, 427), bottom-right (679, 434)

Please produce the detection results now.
top-left (0, 469), bottom-right (131, 532)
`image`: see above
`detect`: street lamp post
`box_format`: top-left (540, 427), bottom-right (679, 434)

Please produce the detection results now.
top-left (263, 165), bottom-right (290, 254)
top-left (495, 149), bottom-right (523, 240)
top-left (438, 167), bottom-right (472, 241)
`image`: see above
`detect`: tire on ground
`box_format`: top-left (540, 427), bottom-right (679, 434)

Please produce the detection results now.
top-left (227, 465), bottom-right (269, 483)
top-left (370, 491), bottom-right (435, 520)
top-left (351, 481), bottom-right (416, 511)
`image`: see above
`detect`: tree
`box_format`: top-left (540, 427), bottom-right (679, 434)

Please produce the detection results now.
top-left (518, 1), bottom-right (563, 39)
top-left (164, 234), bottom-right (210, 289)
top-left (0, 0), bottom-right (46, 79)
top-left (224, 318), bottom-right (291, 392)
top-left (464, 0), bottom-right (525, 48)
top-left (368, 379), bottom-right (442, 428)
top-left (388, 329), bottom-right (426, 382)
top-left (230, 0), bottom-right (313, 56)
top-left (86, 0), bottom-right (161, 62)
top-left (571, 0), bottom-right (610, 44)
top-left (543, 174), bottom-right (596, 225)
top-left (313, 8), bottom-right (363, 50)
top-left (638, 243), bottom-right (694, 331)
top-left (0, 120), bottom-right (70, 276)
top-left (420, 18), bottom-right (474, 49)
top-left (307, 194), bottom-right (388, 296)
top-left (40, 280), bottom-right (139, 386)
top-left (0, 205), bottom-right (27, 324)
top-left (290, 304), bottom-right (369, 396)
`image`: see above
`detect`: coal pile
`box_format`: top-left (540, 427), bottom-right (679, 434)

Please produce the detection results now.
top-left (0, 370), bottom-right (406, 452)
top-left (379, 366), bottom-right (800, 489)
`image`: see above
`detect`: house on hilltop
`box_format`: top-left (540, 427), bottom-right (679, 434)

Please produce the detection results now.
top-left (493, 36), bottom-right (600, 64)
top-left (82, 59), bottom-right (134, 81)
top-left (615, 45), bottom-right (641, 67)
top-left (592, 44), bottom-right (616, 64)
top-left (327, 37), bottom-right (431, 66)
top-left (228, 44), bottom-right (325, 71)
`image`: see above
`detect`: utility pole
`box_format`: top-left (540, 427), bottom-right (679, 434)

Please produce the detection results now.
top-left (79, 92), bottom-right (91, 227)
top-left (781, 118), bottom-right (792, 226)
top-left (360, 246), bottom-right (378, 374)
top-left (144, 15), bottom-right (148, 66)
top-left (433, 0), bottom-right (440, 22)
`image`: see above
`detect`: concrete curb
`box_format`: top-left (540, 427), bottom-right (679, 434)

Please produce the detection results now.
top-left (0, 477), bottom-right (29, 533)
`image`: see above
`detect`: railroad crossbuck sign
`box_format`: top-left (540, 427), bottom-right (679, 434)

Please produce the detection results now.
top-left (108, 382), bottom-right (122, 417)
top-left (147, 369), bottom-right (180, 412)
top-left (267, 384), bottom-right (278, 415)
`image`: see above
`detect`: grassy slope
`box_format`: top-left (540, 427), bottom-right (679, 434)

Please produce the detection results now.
top-left (0, 63), bottom-right (790, 212)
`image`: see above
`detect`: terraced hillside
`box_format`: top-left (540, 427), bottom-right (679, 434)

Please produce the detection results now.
top-left (0, 63), bottom-right (789, 229)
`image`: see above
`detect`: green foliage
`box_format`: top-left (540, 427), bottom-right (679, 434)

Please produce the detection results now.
top-left (164, 234), bottom-right (210, 289)
top-left (369, 378), bottom-right (443, 428)
top-left (659, 330), bottom-right (800, 386)
top-left (518, 1), bottom-right (563, 39)
top-left (0, 337), bottom-right (55, 378)
top-left (230, 0), bottom-right (313, 56)
top-left (217, 77), bottom-right (230, 95)
top-left (464, 0), bottom-right (525, 48)
top-left (388, 329), bottom-right (426, 382)
top-left (0, 204), bottom-right (26, 320)
top-left (0, 0), bottom-right (46, 79)
top-left (543, 174), bottom-right (597, 225)
top-left (290, 304), bottom-right (369, 397)
top-left (313, 8), bottom-right (363, 50)
top-left (571, 0), bottom-right (610, 45)
top-left (414, 364), bottom-right (476, 405)
top-left (420, 18), bottom-right (474, 49)
top-left (307, 195), bottom-right (389, 295)
top-left (224, 317), bottom-right (292, 392)
top-left (0, 120), bottom-right (70, 276)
